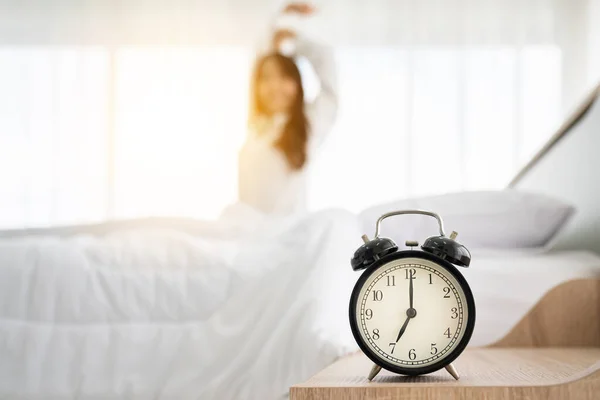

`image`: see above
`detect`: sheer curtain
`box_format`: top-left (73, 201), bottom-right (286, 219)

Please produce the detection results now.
top-left (0, 48), bottom-right (109, 227)
top-left (0, 0), bottom-right (598, 227)
top-left (308, 45), bottom-right (563, 210)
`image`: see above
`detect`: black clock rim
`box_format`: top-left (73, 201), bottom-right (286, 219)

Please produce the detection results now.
top-left (348, 250), bottom-right (476, 377)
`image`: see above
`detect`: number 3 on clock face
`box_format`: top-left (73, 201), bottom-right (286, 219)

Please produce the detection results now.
top-left (349, 254), bottom-right (475, 376)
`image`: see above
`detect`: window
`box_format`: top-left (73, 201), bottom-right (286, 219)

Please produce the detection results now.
top-left (0, 47), bottom-right (109, 227)
top-left (307, 46), bottom-right (561, 211)
top-left (0, 45), bottom-right (561, 227)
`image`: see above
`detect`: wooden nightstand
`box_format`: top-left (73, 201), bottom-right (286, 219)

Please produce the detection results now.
top-left (291, 279), bottom-right (600, 400)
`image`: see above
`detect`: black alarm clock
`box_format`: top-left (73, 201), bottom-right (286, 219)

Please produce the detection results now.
top-left (349, 210), bottom-right (475, 381)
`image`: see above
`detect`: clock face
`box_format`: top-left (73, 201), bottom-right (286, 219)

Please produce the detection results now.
top-left (349, 253), bottom-right (475, 374)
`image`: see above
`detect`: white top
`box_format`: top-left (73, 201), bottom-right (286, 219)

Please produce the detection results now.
top-left (238, 36), bottom-right (338, 216)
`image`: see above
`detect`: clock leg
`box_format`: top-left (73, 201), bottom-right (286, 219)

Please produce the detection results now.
top-left (367, 364), bottom-right (382, 381)
top-left (445, 363), bottom-right (460, 380)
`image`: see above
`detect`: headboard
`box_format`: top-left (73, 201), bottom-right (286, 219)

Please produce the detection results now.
top-left (509, 82), bottom-right (600, 252)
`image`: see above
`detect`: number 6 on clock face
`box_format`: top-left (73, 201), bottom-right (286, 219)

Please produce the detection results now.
top-left (349, 253), bottom-right (475, 376)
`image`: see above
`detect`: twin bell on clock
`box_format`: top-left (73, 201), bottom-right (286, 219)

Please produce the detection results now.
top-left (348, 210), bottom-right (475, 381)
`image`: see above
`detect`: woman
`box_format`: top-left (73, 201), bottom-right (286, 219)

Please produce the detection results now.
top-left (239, 3), bottom-right (338, 216)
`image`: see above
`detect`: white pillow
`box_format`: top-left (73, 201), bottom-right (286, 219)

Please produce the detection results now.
top-left (358, 190), bottom-right (575, 249)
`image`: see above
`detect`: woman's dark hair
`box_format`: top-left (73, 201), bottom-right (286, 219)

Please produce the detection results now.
top-left (249, 52), bottom-right (309, 170)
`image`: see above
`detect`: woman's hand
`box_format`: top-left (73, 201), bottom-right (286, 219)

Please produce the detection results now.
top-left (273, 3), bottom-right (315, 49)
top-left (282, 3), bottom-right (315, 15)
top-left (272, 29), bottom-right (296, 49)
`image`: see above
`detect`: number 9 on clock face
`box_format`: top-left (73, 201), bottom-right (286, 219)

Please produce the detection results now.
top-left (349, 254), bottom-right (475, 376)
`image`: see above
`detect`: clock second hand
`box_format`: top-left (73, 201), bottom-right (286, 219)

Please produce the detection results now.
top-left (392, 272), bottom-right (417, 353)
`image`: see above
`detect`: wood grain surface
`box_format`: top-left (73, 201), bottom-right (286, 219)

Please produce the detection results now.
top-left (291, 348), bottom-right (600, 399)
top-left (290, 279), bottom-right (600, 400)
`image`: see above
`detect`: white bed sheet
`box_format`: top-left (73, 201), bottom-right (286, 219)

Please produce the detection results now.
top-left (464, 249), bottom-right (600, 346)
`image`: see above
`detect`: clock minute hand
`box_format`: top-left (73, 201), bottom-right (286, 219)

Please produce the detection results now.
top-left (394, 316), bottom-right (411, 343)
top-left (409, 273), bottom-right (414, 309)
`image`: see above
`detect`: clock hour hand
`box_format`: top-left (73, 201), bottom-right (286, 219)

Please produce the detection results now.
top-left (394, 316), bottom-right (411, 343)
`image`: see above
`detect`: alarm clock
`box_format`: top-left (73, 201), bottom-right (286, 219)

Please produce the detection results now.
top-left (349, 210), bottom-right (475, 381)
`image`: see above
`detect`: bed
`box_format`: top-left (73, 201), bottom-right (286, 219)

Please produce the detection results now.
top-left (1, 222), bottom-right (599, 399)
top-left (465, 250), bottom-right (600, 346)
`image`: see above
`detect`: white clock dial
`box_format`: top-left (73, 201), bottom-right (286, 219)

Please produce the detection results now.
top-left (355, 257), bottom-right (469, 368)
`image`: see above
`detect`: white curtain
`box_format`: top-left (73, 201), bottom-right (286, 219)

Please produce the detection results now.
top-left (0, 0), bottom-right (598, 227)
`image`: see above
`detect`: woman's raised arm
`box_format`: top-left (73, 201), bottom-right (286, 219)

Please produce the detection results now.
top-left (294, 34), bottom-right (338, 149)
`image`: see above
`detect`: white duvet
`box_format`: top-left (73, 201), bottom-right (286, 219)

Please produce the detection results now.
top-left (0, 207), bottom-right (359, 399)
